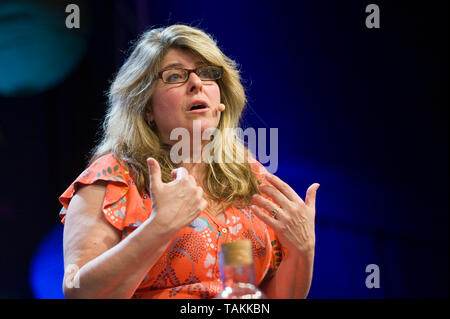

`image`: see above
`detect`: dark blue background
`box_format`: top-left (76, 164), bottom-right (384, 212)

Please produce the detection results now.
top-left (0, 0), bottom-right (447, 298)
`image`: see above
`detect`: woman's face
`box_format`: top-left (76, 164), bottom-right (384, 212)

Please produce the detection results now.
top-left (148, 48), bottom-right (225, 146)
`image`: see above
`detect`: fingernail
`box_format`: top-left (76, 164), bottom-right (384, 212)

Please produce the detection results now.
top-left (147, 158), bottom-right (153, 168)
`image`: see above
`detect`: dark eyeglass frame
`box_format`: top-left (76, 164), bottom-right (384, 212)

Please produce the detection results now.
top-left (157, 65), bottom-right (223, 84)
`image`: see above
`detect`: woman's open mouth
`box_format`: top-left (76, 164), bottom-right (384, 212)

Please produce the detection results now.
top-left (187, 103), bottom-right (209, 113)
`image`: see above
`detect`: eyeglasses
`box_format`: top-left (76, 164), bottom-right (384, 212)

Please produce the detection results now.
top-left (157, 65), bottom-right (223, 84)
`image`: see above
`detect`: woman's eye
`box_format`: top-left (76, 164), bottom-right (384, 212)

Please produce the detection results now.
top-left (167, 73), bottom-right (181, 81)
top-left (163, 69), bottom-right (186, 83)
top-left (198, 71), bottom-right (211, 79)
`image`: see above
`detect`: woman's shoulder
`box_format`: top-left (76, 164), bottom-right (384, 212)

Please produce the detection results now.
top-left (84, 153), bottom-right (130, 183)
top-left (59, 153), bottom-right (146, 231)
top-left (58, 153), bottom-right (131, 189)
top-left (59, 153), bottom-right (132, 205)
top-left (247, 155), bottom-right (270, 177)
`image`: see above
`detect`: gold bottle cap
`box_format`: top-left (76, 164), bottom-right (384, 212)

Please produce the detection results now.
top-left (221, 239), bottom-right (253, 266)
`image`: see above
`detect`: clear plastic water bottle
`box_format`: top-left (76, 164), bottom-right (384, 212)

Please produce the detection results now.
top-left (215, 239), bottom-right (266, 299)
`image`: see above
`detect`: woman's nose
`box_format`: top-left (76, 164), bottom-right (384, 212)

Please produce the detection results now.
top-left (187, 72), bottom-right (203, 93)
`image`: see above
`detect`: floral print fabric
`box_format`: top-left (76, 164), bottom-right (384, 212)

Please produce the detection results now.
top-left (59, 153), bottom-right (283, 299)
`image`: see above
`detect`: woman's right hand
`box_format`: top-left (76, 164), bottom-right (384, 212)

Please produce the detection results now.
top-left (146, 157), bottom-right (208, 235)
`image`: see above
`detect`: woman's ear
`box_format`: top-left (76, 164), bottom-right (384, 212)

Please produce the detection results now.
top-left (145, 105), bottom-right (154, 124)
top-left (146, 113), bottom-right (154, 124)
top-left (218, 103), bottom-right (225, 112)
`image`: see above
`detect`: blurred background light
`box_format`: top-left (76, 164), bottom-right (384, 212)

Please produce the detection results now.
top-left (29, 223), bottom-right (65, 299)
top-left (0, 0), bottom-right (88, 97)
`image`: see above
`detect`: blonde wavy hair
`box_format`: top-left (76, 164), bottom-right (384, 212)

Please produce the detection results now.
top-left (90, 24), bottom-right (261, 208)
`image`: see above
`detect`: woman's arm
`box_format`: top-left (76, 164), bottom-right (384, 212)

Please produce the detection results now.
top-left (63, 158), bottom-right (208, 299)
top-left (260, 251), bottom-right (314, 299)
top-left (63, 182), bottom-right (174, 299)
top-left (251, 172), bottom-right (320, 299)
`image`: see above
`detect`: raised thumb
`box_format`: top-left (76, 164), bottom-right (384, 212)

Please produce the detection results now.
top-left (147, 157), bottom-right (162, 191)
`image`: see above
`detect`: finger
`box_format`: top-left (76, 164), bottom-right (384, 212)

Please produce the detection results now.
top-left (264, 173), bottom-right (304, 204)
top-left (199, 198), bottom-right (208, 212)
top-left (174, 167), bottom-right (188, 180)
top-left (251, 205), bottom-right (281, 230)
top-left (258, 183), bottom-right (291, 210)
top-left (166, 167), bottom-right (189, 185)
top-left (305, 183), bottom-right (320, 207)
top-left (251, 194), bottom-right (289, 222)
top-left (147, 157), bottom-right (162, 191)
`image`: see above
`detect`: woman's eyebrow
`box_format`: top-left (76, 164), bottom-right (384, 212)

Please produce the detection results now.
top-left (162, 63), bottom-right (184, 70)
top-left (161, 61), bottom-right (206, 70)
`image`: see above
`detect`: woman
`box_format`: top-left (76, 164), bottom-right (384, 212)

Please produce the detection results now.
top-left (59, 24), bottom-right (319, 299)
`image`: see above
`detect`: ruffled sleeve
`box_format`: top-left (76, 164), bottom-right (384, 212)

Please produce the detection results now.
top-left (248, 157), bottom-right (286, 275)
top-left (58, 153), bottom-right (150, 232)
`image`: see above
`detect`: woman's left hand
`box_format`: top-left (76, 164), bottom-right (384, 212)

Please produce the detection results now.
top-left (251, 173), bottom-right (320, 259)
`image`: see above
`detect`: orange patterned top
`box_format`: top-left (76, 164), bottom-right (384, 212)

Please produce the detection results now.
top-left (59, 153), bottom-right (283, 299)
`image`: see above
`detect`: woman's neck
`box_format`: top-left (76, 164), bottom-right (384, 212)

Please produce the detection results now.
top-left (180, 161), bottom-right (206, 181)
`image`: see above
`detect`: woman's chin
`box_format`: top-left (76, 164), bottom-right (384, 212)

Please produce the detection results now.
top-left (187, 119), bottom-right (220, 133)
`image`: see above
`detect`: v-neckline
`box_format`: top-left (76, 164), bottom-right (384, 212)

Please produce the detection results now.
top-left (204, 200), bottom-right (229, 227)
